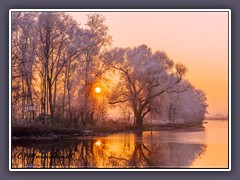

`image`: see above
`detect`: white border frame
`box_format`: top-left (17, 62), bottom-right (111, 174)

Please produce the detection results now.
top-left (9, 9), bottom-right (231, 171)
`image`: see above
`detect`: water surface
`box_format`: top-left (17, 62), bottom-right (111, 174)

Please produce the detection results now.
top-left (11, 120), bottom-right (228, 168)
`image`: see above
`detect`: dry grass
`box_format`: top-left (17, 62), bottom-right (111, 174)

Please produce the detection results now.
top-left (12, 119), bottom-right (204, 138)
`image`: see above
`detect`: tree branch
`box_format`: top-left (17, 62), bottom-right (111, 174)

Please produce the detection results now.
top-left (142, 107), bottom-right (151, 119)
top-left (109, 99), bottom-right (129, 105)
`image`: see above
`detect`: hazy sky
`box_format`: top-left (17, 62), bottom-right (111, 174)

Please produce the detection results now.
top-left (69, 11), bottom-right (229, 116)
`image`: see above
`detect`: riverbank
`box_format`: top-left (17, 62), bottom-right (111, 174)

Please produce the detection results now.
top-left (12, 122), bottom-right (205, 139)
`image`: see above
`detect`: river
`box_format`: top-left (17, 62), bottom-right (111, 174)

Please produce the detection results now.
top-left (11, 120), bottom-right (228, 169)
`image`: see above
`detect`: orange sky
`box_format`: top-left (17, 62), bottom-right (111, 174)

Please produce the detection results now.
top-left (69, 11), bottom-right (229, 116)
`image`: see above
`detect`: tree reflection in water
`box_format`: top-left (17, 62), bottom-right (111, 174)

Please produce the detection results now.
top-left (107, 132), bottom-right (206, 168)
top-left (12, 132), bottom-right (206, 168)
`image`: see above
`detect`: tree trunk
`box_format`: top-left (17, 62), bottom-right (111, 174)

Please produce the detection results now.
top-left (62, 69), bottom-right (67, 117)
top-left (135, 113), bottom-right (143, 127)
top-left (53, 79), bottom-right (57, 116)
top-left (21, 78), bottom-right (25, 120)
top-left (66, 61), bottom-right (72, 121)
top-left (48, 78), bottom-right (54, 122)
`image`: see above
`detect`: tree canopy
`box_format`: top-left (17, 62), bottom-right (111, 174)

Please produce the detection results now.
top-left (11, 12), bottom-right (208, 127)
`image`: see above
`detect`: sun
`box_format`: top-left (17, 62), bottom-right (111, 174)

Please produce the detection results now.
top-left (95, 87), bottom-right (101, 94)
top-left (95, 140), bottom-right (101, 146)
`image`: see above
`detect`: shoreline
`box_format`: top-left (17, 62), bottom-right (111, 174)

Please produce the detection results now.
top-left (12, 122), bottom-right (205, 140)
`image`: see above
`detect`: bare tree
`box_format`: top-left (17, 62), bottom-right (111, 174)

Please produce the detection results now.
top-left (77, 14), bottom-right (112, 126)
top-left (35, 12), bottom-right (80, 122)
top-left (11, 12), bottom-right (38, 121)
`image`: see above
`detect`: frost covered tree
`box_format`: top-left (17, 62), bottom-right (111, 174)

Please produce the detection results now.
top-left (168, 84), bottom-right (208, 124)
top-left (76, 14), bottom-right (112, 126)
top-left (11, 12), bottom-right (112, 126)
top-left (109, 45), bottom-right (189, 126)
top-left (150, 80), bottom-right (208, 124)
top-left (34, 12), bottom-right (81, 121)
top-left (11, 12), bottom-right (208, 128)
top-left (11, 12), bottom-right (38, 120)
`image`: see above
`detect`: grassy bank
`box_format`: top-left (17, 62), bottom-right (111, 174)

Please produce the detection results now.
top-left (12, 122), bottom-right (204, 139)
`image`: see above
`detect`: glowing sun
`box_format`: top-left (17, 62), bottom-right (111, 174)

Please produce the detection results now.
top-left (95, 87), bottom-right (101, 94)
top-left (95, 140), bottom-right (101, 146)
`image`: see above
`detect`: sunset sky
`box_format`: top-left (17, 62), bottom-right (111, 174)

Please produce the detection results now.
top-left (69, 11), bottom-right (229, 116)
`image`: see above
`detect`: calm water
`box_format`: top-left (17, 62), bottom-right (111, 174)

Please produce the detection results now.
top-left (11, 120), bottom-right (228, 169)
